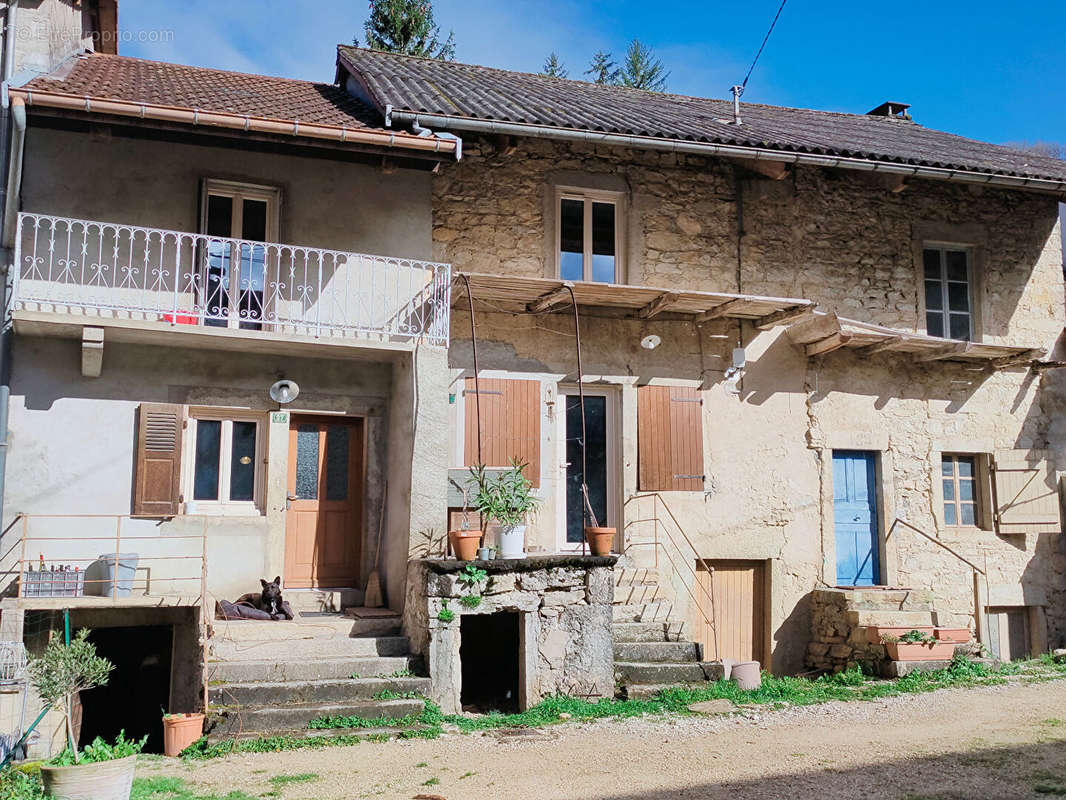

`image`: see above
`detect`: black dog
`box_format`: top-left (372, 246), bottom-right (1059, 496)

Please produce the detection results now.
top-left (233, 576), bottom-right (292, 619)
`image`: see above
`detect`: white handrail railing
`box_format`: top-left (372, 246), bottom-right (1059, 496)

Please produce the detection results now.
top-left (10, 212), bottom-right (452, 347)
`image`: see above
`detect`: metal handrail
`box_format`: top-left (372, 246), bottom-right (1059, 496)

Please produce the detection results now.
top-left (622, 493), bottom-right (720, 660)
top-left (887, 517), bottom-right (985, 575)
top-left (10, 212), bottom-right (452, 346)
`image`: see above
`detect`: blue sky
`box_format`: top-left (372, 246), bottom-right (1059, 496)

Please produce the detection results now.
top-left (120, 1), bottom-right (1066, 146)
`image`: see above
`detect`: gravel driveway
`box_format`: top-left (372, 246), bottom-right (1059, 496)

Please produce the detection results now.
top-left (141, 678), bottom-right (1066, 799)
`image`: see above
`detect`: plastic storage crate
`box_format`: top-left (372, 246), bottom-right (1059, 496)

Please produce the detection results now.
top-left (21, 569), bottom-right (85, 597)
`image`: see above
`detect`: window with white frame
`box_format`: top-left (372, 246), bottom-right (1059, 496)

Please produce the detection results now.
top-left (557, 188), bottom-right (623, 283)
top-left (941, 453), bottom-right (988, 528)
top-left (185, 412), bottom-right (265, 512)
top-left (923, 246), bottom-right (973, 341)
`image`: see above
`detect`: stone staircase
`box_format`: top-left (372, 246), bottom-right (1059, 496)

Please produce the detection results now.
top-left (206, 609), bottom-right (429, 741)
top-left (612, 563), bottom-right (723, 698)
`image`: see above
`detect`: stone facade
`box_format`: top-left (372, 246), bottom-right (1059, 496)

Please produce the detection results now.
top-left (405, 557), bottom-right (615, 714)
top-left (434, 133), bottom-right (1066, 673)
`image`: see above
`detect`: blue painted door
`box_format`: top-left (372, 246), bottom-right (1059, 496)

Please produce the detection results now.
top-left (833, 451), bottom-right (880, 586)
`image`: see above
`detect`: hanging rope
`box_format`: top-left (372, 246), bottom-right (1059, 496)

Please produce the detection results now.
top-left (563, 285), bottom-right (597, 556)
top-left (459, 273), bottom-right (482, 465)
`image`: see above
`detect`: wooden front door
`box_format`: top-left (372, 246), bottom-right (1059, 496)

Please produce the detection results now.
top-left (690, 560), bottom-right (766, 665)
top-left (832, 450), bottom-right (880, 586)
top-left (284, 416), bottom-right (364, 588)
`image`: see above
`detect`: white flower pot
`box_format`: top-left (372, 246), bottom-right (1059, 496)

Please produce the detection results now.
top-left (497, 523), bottom-right (527, 559)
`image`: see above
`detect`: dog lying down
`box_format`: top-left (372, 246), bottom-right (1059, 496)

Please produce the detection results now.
top-left (215, 577), bottom-right (294, 621)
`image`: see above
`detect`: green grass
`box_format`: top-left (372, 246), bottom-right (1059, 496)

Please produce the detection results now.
top-left (130, 775), bottom-right (260, 800)
top-left (268, 772), bottom-right (318, 787)
top-left (422, 777), bottom-right (441, 786)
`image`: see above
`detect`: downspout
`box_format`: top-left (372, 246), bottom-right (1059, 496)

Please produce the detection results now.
top-left (0, 0), bottom-right (17, 541)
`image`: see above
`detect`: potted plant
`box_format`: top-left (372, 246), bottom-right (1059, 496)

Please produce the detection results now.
top-left (933, 626), bottom-right (971, 644)
top-left (448, 476), bottom-right (483, 562)
top-left (28, 629), bottom-right (145, 800)
top-left (581, 484), bottom-right (615, 556)
top-left (864, 624), bottom-right (934, 644)
top-left (469, 460), bottom-right (539, 559)
top-left (881, 629), bottom-right (956, 661)
top-left (162, 711), bottom-right (205, 757)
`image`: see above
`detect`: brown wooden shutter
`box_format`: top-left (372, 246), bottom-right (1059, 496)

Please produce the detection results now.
top-left (463, 378), bottom-right (540, 487)
top-left (638, 385), bottom-right (705, 491)
top-left (133, 403), bottom-right (184, 516)
top-left (992, 451), bottom-right (1061, 534)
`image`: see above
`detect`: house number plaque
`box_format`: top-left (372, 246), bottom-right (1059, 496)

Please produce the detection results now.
top-left (271, 411), bottom-right (288, 423)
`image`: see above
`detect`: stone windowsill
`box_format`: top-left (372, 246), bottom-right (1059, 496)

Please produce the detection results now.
top-left (414, 554), bottom-right (618, 575)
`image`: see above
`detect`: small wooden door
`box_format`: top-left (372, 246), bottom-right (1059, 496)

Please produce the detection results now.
top-left (284, 416), bottom-right (364, 588)
top-left (833, 450), bottom-right (880, 586)
top-left (690, 560), bottom-right (766, 665)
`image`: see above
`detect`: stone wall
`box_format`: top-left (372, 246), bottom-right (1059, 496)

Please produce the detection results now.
top-left (405, 557), bottom-right (615, 714)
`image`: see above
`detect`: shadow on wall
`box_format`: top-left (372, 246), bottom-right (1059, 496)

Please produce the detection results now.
top-left (1020, 532), bottom-right (1066, 651)
top-left (589, 739), bottom-right (1066, 800)
top-left (771, 590), bottom-right (813, 675)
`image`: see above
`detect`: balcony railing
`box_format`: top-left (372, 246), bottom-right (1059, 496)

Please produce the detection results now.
top-left (10, 212), bottom-right (452, 347)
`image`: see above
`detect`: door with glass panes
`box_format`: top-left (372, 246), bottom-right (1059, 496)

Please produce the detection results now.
top-left (556, 387), bottom-right (618, 551)
top-left (285, 416), bottom-right (364, 588)
top-left (200, 180), bottom-right (279, 329)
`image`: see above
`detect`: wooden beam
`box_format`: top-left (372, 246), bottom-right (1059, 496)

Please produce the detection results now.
top-left (856, 335), bottom-right (903, 356)
top-left (638, 291), bottom-right (680, 319)
top-left (915, 342), bottom-right (970, 362)
top-left (694, 298), bottom-right (746, 322)
top-left (526, 284), bottom-right (573, 313)
top-left (786, 312), bottom-right (841, 345)
top-left (805, 332), bottom-right (852, 356)
top-left (732, 157), bottom-right (790, 180)
top-left (754, 304), bottom-right (815, 330)
top-left (991, 350), bottom-right (1040, 370)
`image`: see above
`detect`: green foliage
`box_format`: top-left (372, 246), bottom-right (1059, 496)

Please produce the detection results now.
top-left (459, 594), bottom-right (482, 609)
top-left (459, 563), bottom-right (487, 586)
top-left (616, 39), bottom-right (669, 91)
top-left (542, 53), bottom-right (568, 79)
top-left (28, 629), bottom-right (113, 763)
top-left (585, 50), bottom-right (618, 85)
top-left (268, 773), bottom-right (318, 786)
top-left (357, 0), bottom-right (455, 60)
top-left (468, 461), bottom-right (539, 528)
top-left (437, 606), bottom-right (455, 623)
top-left (130, 775), bottom-right (260, 800)
top-left (0, 766), bottom-right (49, 800)
top-left (422, 777), bottom-right (441, 786)
top-left (883, 629), bottom-right (937, 644)
top-left (49, 731), bottom-right (147, 766)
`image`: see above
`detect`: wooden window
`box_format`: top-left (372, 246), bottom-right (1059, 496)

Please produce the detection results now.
top-left (922, 246), bottom-right (973, 341)
top-left (942, 454), bottom-right (980, 527)
top-left (556, 187), bottom-right (623, 283)
top-left (637, 385), bottom-right (705, 491)
top-left (462, 377), bottom-right (541, 487)
top-left (992, 452), bottom-right (1062, 534)
top-left (132, 403), bottom-right (184, 517)
top-left (183, 411), bottom-right (266, 514)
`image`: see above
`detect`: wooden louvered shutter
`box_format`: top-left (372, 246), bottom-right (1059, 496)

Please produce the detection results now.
top-left (463, 378), bottom-right (540, 487)
top-left (992, 451), bottom-right (1061, 534)
top-left (638, 385), bottom-right (705, 491)
top-left (133, 403), bottom-right (184, 516)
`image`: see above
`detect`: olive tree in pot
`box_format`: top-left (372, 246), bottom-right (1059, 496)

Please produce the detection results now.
top-left (28, 629), bottom-right (146, 800)
top-left (469, 460), bottom-right (539, 559)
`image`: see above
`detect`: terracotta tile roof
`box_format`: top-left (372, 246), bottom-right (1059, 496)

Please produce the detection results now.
top-left (338, 45), bottom-right (1066, 184)
top-left (25, 52), bottom-right (386, 130)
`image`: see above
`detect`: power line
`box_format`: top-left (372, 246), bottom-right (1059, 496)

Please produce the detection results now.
top-left (741, 0), bottom-right (789, 90)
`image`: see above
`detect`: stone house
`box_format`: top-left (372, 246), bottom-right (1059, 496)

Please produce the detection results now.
top-left (1, 13), bottom-right (1066, 752)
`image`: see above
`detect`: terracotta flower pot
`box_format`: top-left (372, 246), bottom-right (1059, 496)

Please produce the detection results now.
top-left (584, 526), bottom-right (615, 556)
top-left (933, 627), bottom-right (971, 644)
top-left (448, 529), bottom-right (483, 561)
top-left (884, 640), bottom-right (956, 661)
top-left (163, 712), bottom-right (205, 757)
top-left (865, 625), bottom-right (934, 645)
top-left (40, 754), bottom-right (136, 800)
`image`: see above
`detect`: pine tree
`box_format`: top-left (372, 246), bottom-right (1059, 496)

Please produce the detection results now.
top-left (616, 39), bottom-right (669, 92)
top-left (356, 0), bottom-right (456, 61)
top-left (584, 50), bottom-right (618, 85)
top-left (542, 52), bottom-right (568, 79)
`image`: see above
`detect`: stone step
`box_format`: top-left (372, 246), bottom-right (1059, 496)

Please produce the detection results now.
top-left (206, 655), bottom-right (422, 684)
top-left (614, 661), bottom-right (724, 685)
top-left (285, 588), bottom-right (364, 614)
top-left (343, 607), bottom-right (404, 636)
top-left (614, 567), bottom-right (662, 587)
top-left (612, 602), bottom-right (675, 623)
top-left (208, 697), bottom-right (424, 736)
top-left (208, 724), bottom-right (427, 745)
top-left (846, 609), bottom-right (936, 628)
top-left (842, 589), bottom-right (935, 612)
top-left (614, 641), bottom-right (701, 663)
top-left (612, 622), bottom-right (676, 643)
top-left (622, 682), bottom-right (723, 700)
top-left (613, 584), bottom-right (669, 605)
top-left (210, 616), bottom-right (363, 642)
top-left (210, 675), bottom-right (430, 708)
top-left (209, 635), bottom-right (411, 662)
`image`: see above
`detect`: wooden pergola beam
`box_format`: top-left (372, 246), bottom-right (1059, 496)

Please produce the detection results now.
top-left (526, 284), bottom-right (573, 313)
top-left (806, 332), bottom-right (852, 356)
top-left (638, 291), bottom-right (680, 319)
top-left (915, 342), bottom-right (971, 362)
top-left (992, 350), bottom-right (1040, 370)
top-left (695, 298), bottom-right (746, 322)
top-left (754, 304), bottom-right (815, 330)
top-left (857, 335), bottom-right (904, 356)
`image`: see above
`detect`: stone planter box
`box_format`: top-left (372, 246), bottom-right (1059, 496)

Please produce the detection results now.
top-left (884, 641), bottom-right (956, 661)
top-left (864, 625), bottom-right (934, 644)
top-left (933, 627), bottom-right (971, 643)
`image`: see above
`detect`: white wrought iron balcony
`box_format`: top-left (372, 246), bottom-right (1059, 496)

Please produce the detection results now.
top-left (10, 213), bottom-right (452, 347)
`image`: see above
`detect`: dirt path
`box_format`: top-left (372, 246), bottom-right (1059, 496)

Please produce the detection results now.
top-left (142, 679), bottom-right (1066, 800)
